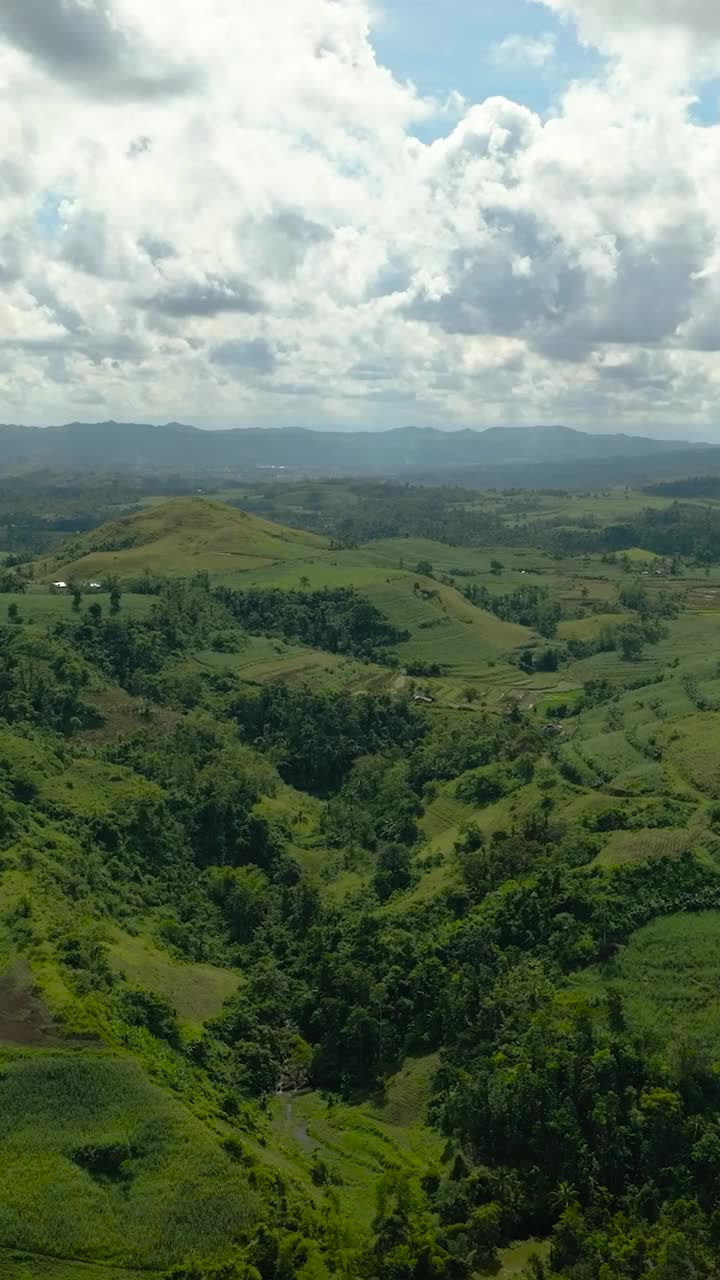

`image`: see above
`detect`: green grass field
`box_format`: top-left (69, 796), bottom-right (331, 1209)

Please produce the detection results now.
top-left (1, 590), bottom-right (155, 627)
top-left (570, 912), bottom-right (720, 1059)
top-left (0, 1252), bottom-right (152, 1279)
top-left (107, 929), bottom-right (239, 1032)
top-left (261, 1055), bottom-right (442, 1231)
top-left (0, 1049), bottom-right (257, 1271)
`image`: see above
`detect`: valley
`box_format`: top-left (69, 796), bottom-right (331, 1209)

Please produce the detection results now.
top-left (1, 475), bottom-right (720, 1277)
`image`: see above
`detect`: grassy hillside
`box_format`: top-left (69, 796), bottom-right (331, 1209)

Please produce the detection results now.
top-left (44, 497), bottom-right (327, 579)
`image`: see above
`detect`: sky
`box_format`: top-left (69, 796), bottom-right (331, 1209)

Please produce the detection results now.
top-left (2, 2), bottom-right (720, 434)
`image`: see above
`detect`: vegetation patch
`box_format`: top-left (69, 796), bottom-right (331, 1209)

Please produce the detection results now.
top-left (0, 1050), bottom-right (257, 1270)
top-left (570, 911), bottom-right (720, 1059)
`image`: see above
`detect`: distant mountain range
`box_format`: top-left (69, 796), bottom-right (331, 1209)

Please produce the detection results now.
top-left (0, 420), bottom-right (717, 486)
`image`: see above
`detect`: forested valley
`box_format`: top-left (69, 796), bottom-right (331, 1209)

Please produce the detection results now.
top-left (3, 480), bottom-right (720, 1278)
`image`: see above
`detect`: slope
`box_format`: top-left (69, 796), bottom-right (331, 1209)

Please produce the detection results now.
top-left (43, 497), bottom-right (327, 579)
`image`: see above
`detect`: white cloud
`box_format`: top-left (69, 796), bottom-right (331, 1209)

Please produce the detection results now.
top-left (535, 0), bottom-right (720, 83)
top-left (0, 0), bottom-right (719, 432)
top-left (494, 34), bottom-right (557, 69)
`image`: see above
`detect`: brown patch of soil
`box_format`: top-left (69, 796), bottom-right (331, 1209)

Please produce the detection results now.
top-left (79, 687), bottom-right (180, 745)
top-left (0, 963), bottom-right (56, 1045)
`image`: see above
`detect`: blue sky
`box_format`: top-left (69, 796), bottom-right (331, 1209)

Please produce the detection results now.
top-left (371, 0), bottom-right (601, 130)
top-left (371, 0), bottom-right (719, 132)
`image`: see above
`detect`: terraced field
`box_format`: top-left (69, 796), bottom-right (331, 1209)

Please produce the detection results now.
top-left (595, 827), bottom-right (698, 867)
top-left (263, 1055), bottom-right (443, 1230)
top-left (364, 576), bottom-right (533, 679)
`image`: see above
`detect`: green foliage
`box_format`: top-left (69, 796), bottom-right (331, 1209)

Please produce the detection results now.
top-left (228, 685), bottom-right (425, 793)
top-left (215, 585), bottom-right (408, 662)
top-left (464, 582), bottom-right (563, 637)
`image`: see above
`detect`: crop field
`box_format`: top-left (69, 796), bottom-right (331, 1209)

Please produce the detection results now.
top-left (0, 1252), bottom-right (152, 1279)
top-left (571, 912), bottom-right (720, 1058)
top-left (595, 827), bottom-right (698, 867)
top-left (577, 731), bottom-right (645, 780)
top-left (364, 576), bottom-right (533, 678)
top-left (189, 638), bottom-right (383, 692)
top-left (660, 713), bottom-right (720, 797)
top-left (0, 1049), bottom-right (257, 1271)
top-left (419, 786), bottom-right (479, 851)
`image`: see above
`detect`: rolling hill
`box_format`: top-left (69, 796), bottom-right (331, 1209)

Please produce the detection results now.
top-left (44, 497), bottom-right (327, 579)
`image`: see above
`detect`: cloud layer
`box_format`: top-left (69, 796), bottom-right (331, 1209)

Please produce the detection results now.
top-left (1, 0), bottom-right (720, 431)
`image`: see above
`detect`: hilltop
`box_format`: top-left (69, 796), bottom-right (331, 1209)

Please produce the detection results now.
top-left (44, 496), bottom-right (326, 579)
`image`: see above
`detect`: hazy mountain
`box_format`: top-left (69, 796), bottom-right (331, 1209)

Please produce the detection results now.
top-left (0, 420), bottom-right (714, 481)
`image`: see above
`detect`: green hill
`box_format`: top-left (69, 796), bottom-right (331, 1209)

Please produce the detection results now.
top-left (44, 497), bottom-right (326, 580)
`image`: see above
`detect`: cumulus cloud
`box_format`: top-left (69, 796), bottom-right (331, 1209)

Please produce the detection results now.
top-left (494, 34), bottom-right (557, 68)
top-left (0, 0), bottom-right (720, 431)
top-left (537, 0), bottom-right (720, 40)
top-left (0, 0), bottom-right (198, 98)
top-left (535, 0), bottom-right (720, 82)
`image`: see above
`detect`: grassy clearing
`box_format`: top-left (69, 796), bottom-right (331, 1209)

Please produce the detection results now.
top-left (570, 911), bottom-right (720, 1059)
top-left (497, 1239), bottom-right (552, 1279)
top-left (0, 592), bottom-right (155, 628)
top-left (107, 929), bottom-right (239, 1030)
top-left (263, 1055), bottom-right (442, 1231)
top-left (39, 759), bottom-right (164, 825)
top-left (79, 687), bottom-right (180, 746)
top-left (557, 612), bottom-right (630, 641)
top-left (0, 1049), bottom-right (257, 1271)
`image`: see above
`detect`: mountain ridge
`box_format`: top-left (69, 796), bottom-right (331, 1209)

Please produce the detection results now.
top-left (0, 420), bottom-right (714, 479)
